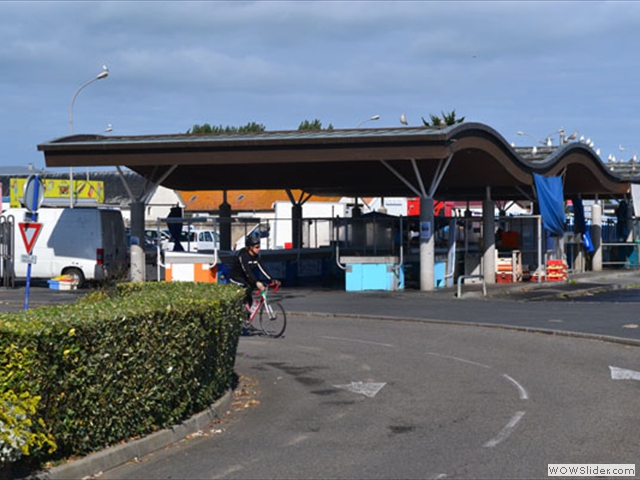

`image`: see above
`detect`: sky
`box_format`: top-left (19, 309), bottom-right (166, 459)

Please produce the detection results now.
top-left (2, 0), bottom-right (640, 172)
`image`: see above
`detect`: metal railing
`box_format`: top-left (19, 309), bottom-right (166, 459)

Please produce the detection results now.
top-left (0, 214), bottom-right (16, 288)
top-left (601, 242), bottom-right (640, 268)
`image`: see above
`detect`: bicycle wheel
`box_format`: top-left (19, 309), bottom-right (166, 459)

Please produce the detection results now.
top-left (259, 302), bottom-right (287, 338)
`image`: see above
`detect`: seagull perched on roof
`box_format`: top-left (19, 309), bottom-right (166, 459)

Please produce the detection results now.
top-left (400, 113), bottom-right (408, 125)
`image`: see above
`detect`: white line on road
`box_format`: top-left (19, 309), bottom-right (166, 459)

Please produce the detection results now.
top-left (425, 352), bottom-right (491, 369)
top-left (483, 411), bottom-right (526, 448)
top-left (333, 381), bottom-right (386, 398)
top-left (321, 336), bottom-right (394, 348)
top-left (610, 365), bottom-right (640, 381)
top-left (502, 374), bottom-right (529, 400)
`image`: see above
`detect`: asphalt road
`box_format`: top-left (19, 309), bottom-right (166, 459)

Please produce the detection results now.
top-left (99, 313), bottom-right (640, 480)
top-left (280, 287), bottom-right (640, 343)
top-left (5, 279), bottom-right (640, 479)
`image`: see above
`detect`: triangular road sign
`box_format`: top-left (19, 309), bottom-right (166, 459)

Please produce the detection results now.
top-left (18, 222), bottom-right (43, 254)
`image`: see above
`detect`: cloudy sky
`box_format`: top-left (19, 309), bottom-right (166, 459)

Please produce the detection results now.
top-left (2, 1), bottom-right (640, 172)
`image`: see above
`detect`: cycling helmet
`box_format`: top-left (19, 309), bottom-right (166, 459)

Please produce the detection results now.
top-left (245, 232), bottom-right (261, 247)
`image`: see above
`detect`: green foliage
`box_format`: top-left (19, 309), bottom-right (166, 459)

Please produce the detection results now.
top-left (421, 109), bottom-right (465, 127)
top-left (0, 282), bottom-right (245, 465)
top-left (186, 122), bottom-right (266, 134)
top-left (298, 119), bottom-right (334, 131)
top-left (0, 390), bottom-right (56, 463)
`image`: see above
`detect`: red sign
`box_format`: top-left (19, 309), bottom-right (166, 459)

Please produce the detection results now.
top-left (18, 222), bottom-right (43, 254)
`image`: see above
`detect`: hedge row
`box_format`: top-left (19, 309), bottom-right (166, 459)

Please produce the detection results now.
top-left (0, 282), bottom-right (245, 465)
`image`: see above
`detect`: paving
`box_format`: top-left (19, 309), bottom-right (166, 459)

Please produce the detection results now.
top-left (6, 267), bottom-right (640, 479)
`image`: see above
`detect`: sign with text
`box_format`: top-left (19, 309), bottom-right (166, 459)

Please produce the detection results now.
top-left (10, 178), bottom-right (104, 207)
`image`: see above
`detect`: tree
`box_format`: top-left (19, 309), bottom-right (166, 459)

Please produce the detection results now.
top-left (298, 119), bottom-right (334, 131)
top-left (186, 122), bottom-right (266, 134)
top-left (421, 109), bottom-right (465, 127)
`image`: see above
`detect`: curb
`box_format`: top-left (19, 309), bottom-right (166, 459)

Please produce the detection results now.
top-left (29, 390), bottom-right (233, 480)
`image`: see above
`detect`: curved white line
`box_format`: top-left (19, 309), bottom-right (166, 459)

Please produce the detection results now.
top-left (502, 374), bottom-right (529, 400)
top-left (321, 336), bottom-right (394, 348)
top-left (426, 352), bottom-right (491, 369)
top-left (484, 411), bottom-right (526, 448)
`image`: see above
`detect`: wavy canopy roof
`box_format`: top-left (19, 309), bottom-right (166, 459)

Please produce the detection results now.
top-left (38, 122), bottom-right (631, 202)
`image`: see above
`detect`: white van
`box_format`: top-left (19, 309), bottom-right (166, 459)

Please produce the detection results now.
top-left (163, 229), bottom-right (220, 253)
top-left (1, 207), bottom-right (128, 287)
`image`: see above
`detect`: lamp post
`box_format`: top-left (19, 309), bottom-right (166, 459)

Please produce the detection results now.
top-left (68, 65), bottom-right (109, 208)
top-left (619, 145), bottom-right (638, 162)
top-left (356, 115), bottom-right (381, 128)
top-left (517, 131), bottom-right (547, 146)
top-left (518, 128), bottom-right (578, 147)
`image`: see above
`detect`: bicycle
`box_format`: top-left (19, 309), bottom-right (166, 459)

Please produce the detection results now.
top-left (243, 283), bottom-right (287, 338)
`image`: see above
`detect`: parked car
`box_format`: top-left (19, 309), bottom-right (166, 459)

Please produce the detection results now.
top-left (125, 228), bottom-right (160, 265)
top-left (144, 229), bottom-right (171, 247)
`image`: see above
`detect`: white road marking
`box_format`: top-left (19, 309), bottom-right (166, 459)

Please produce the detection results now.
top-left (610, 365), bottom-right (640, 381)
top-left (322, 336), bottom-right (394, 348)
top-left (483, 411), bottom-right (526, 448)
top-left (426, 352), bottom-right (491, 369)
top-left (502, 374), bottom-right (529, 400)
top-left (333, 381), bottom-right (386, 398)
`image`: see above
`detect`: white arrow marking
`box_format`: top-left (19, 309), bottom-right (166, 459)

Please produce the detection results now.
top-left (484, 411), bottom-right (526, 448)
top-left (333, 381), bottom-right (386, 398)
top-left (610, 366), bottom-right (640, 381)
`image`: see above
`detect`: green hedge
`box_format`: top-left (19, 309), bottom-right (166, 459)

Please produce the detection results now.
top-left (0, 282), bottom-right (245, 464)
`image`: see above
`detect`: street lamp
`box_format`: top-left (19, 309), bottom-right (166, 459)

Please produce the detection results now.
top-left (518, 128), bottom-right (579, 147)
top-left (68, 65), bottom-right (109, 207)
top-left (619, 145), bottom-right (638, 162)
top-left (356, 115), bottom-right (381, 128)
top-left (517, 131), bottom-right (547, 146)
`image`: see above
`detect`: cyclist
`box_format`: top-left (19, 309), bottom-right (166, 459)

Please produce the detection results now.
top-left (229, 232), bottom-right (280, 312)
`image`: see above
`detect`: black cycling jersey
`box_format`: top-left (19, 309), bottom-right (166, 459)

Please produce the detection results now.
top-left (228, 247), bottom-right (273, 288)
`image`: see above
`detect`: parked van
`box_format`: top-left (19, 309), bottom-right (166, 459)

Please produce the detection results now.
top-left (163, 229), bottom-right (220, 253)
top-left (0, 207), bottom-right (128, 287)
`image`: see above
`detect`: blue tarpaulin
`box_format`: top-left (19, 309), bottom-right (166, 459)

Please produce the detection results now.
top-left (571, 197), bottom-right (594, 253)
top-left (534, 174), bottom-right (565, 236)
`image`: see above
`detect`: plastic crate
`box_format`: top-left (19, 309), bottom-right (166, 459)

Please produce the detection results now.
top-left (47, 280), bottom-right (76, 291)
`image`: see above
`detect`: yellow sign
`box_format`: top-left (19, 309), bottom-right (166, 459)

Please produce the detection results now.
top-left (10, 178), bottom-right (104, 208)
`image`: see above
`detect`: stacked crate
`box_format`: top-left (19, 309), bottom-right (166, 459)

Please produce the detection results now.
top-left (495, 257), bottom-right (515, 283)
top-left (495, 250), bottom-right (522, 283)
top-left (546, 259), bottom-right (568, 282)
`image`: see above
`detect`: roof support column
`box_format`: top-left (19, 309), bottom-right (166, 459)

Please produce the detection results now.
top-left (483, 186), bottom-right (496, 285)
top-left (291, 203), bottom-right (303, 249)
top-left (219, 190), bottom-right (231, 251)
top-left (381, 154), bottom-right (454, 292)
top-left (419, 196), bottom-right (435, 291)
top-left (129, 201), bottom-right (145, 282)
top-left (286, 190), bottom-right (313, 249)
top-left (117, 164), bottom-right (178, 283)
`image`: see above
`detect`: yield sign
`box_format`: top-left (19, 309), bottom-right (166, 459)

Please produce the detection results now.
top-left (18, 222), bottom-right (43, 254)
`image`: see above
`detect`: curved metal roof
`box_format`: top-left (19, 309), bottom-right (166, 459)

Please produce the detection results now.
top-left (37, 122), bottom-right (632, 201)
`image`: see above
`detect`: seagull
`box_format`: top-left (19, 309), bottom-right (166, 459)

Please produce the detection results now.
top-left (400, 113), bottom-right (408, 125)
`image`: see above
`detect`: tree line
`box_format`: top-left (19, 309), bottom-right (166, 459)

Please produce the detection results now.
top-left (187, 110), bottom-right (463, 134)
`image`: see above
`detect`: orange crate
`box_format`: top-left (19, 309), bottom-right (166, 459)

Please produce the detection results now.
top-left (495, 272), bottom-right (514, 283)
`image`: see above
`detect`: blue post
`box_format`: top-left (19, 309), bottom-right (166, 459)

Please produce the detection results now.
top-left (24, 176), bottom-right (40, 311)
